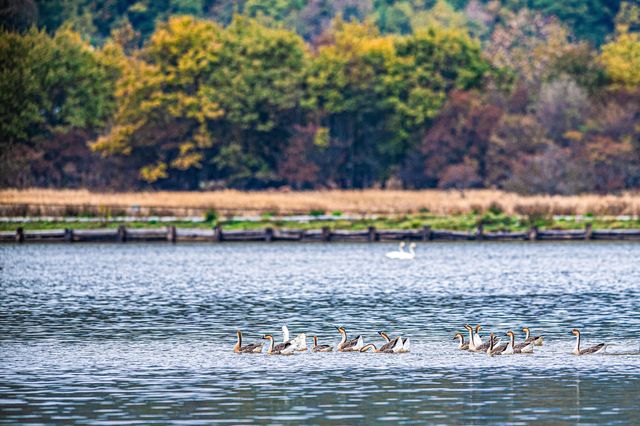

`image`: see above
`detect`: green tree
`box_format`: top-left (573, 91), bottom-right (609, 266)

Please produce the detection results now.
top-left (93, 16), bottom-right (307, 188)
top-left (0, 27), bottom-right (118, 186)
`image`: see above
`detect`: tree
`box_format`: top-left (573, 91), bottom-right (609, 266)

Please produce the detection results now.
top-left (600, 31), bottom-right (640, 89)
top-left (0, 27), bottom-right (118, 187)
top-left (93, 16), bottom-right (307, 188)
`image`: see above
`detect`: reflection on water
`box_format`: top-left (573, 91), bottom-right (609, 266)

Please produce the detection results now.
top-left (1, 242), bottom-right (639, 424)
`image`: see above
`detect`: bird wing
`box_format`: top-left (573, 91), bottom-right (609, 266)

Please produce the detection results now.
top-left (582, 343), bottom-right (606, 355)
top-left (241, 343), bottom-right (263, 352)
top-left (379, 337), bottom-right (399, 352)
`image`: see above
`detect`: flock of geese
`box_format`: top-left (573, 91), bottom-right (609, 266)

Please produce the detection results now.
top-left (235, 326), bottom-right (410, 355)
top-left (235, 325), bottom-right (608, 356)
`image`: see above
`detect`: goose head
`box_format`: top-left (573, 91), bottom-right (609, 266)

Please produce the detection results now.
top-left (475, 325), bottom-right (482, 333)
top-left (336, 326), bottom-right (346, 335)
top-left (262, 334), bottom-right (274, 341)
top-left (506, 330), bottom-right (514, 338)
top-left (453, 332), bottom-right (463, 340)
top-left (378, 331), bottom-right (390, 341)
top-left (571, 328), bottom-right (580, 336)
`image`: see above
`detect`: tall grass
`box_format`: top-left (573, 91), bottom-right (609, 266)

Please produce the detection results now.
top-left (1, 188), bottom-right (639, 216)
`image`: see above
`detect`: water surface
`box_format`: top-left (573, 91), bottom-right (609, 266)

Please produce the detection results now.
top-left (1, 242), bottom-right (639, 424)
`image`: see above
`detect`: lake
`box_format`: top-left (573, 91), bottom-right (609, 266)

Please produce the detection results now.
top-left (1, 242), bottom-right (639, 424)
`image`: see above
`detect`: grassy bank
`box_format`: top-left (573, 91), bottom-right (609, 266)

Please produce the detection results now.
top-left (2, 189), bottom-right (640, 217)
top-left (2, 212), bottom-right (639, 233)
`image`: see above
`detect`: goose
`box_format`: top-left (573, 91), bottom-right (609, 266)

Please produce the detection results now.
top-left (336, 326), bottom-right (364, 352)
top-left (386, 242), bottom-right (416, 259)
top-left (571, 329), bottom-right (607, 355)
top-left (312, 336), bottom-right (333, 352)
top-left (502, 330), bottom-right (534, 355)
top-left (464, 324), bottom-right (499, 352)
top-left (486, 332), bottom-right (508, 356)
top-left (233, 330), bottom-right (264, 353)
top-left (522, 327), bottom-right (544, 346)
top-left (473, 325), bottom-right (484, 347)
top-left (361, 337), bottom-right (404, 353)
top-left (263, 334), bottom-right (296, 355)
top-left (385, 241), bottom-right (406, 258)
top-left (378, 331), bottom-right (403, 352)
top-left (454, 332), bottom-right (469, 350)
top-left (282, 325), bottom-right (307, 351)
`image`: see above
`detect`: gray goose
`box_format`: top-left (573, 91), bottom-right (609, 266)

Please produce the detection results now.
top-left (486, 332), bottom-right (508, 356)
top-left (336, 326), bottom-right (364, 352)
top-left (263, 334), bottom-right (296, 355)
top-left (312, 336), bottom-right (333, 352)
top-left (571, 329), bottom-right (607, 355)
top-left (454, 332), bottom-right (469, 350)
top-left (522, 327), bottom-right (544, 346)
top-left (234, 330), bottom-right (264, 353)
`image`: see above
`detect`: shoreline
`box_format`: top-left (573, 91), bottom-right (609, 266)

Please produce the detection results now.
top-left (3, 224), bottom-right (640, 243)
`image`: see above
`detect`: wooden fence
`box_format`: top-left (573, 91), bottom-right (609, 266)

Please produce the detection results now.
top-left (2, 224), bottom-right (640, 243)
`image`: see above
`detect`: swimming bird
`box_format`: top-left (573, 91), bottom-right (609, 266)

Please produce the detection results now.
top-left (385, 241), bottom-right (406, 259)
top-left (502, 330), bottom-right (534, 355)
top-left (378, 331), bottom-right (403, 352)
top-left (263, 334), bottom-right (296, 355)
top-left (386, 242), bottom-right (416, 259)
top-left (233, 330), bottom-right (264, 353)
top-left (571, 329), bottom-right (607, 355)
top-left (464, 324), bottom-right (499, 352)
top-left (361, 337), bottom-right (404, 353)
top-left (312, 336), bottom-right (333, 352)
top-left (336, 326), bottom-right (364, 352)
top-left (522, 327), bottom-right (544, 346)
top-left (473, 325), bottom-right (484, 347)
top-left (282, 325), bottom-right (307, 351)
top-left (486, 332), bottom-right (508, 356)
top-left (454, 332), bottom-right (469, 350)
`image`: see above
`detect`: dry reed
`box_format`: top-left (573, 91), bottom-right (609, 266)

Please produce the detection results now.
top-left (1, 188), bottom-right (639, 216)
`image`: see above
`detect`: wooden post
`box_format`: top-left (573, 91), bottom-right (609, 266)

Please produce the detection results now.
top-left (321, 226), bottom-right (331, 242)
top-left (117, 225), bottom-right (127, 242)
top-left (16, 227), bottom-right (24, 243)
top-left (64, 228), bottom-right (74, 242)
top-left (167, 225), bottom-right (177, 243)
top-left (367, 226), bottom-right (377, 242)
top-left (476, 224), bottom-right (484, 241)
top-left (528, 226), bottom-right (538, 241)
top-left (585, 223), bottom-right (593, 240)
top-left (213, 224), bottom-right (222, 242)
top-left (422, 225), bottom-right (432, 241)
top-left (265, 227), bottom-right (273, 242)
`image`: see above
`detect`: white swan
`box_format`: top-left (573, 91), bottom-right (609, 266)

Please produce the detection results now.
top-left (386, 242), bottom-right (416, 259)
top-left (385, 241), bottom-right (406, 258)
top-left (282, 325), bottom-right (307, 351)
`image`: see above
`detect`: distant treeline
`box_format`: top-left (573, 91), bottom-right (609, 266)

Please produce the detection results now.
top-left (0, 0), bottom-right (639, 193)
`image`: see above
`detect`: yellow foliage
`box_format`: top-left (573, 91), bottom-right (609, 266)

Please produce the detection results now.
top-left (140, 161), bottom-right (168, 183)
top-left (563, 130), bottom-right (583, 141)
top-left (600, 31), bottom-right (640, 88)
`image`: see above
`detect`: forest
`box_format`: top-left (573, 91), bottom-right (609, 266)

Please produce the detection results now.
top-left (0, 0), bottom-right (639, 194)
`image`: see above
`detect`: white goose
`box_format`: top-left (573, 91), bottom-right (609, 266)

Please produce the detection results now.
top-left (282, 325), bottom-right (307, 351)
